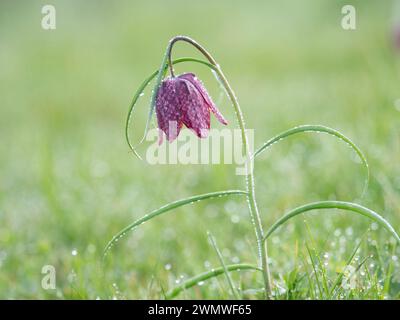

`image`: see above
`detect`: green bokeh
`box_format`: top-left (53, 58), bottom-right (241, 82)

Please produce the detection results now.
top-left (0, 0), bottom-right (399, 299)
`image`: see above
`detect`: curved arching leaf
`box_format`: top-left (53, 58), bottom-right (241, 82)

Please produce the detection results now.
top-left (165, 264), bottom-right (261, 299)
top-left (253, 125), bottom-right (370, 197)
top-left (263, 201), bottom-right (400, 243)
top-left (103, 190), bottom-right (247, 258)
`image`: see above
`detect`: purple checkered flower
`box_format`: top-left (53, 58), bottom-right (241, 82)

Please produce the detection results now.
top-left (155, 73), bottom-right (228, 143)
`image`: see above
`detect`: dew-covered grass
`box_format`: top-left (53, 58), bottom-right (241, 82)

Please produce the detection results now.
top-left (0, 0), bottom-right (399, 299)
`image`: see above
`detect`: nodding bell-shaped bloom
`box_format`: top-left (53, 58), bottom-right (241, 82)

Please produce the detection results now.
top-left (155, 73), bottom-right (228, 143)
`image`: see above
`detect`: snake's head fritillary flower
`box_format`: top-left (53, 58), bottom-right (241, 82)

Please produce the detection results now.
top-left (155, 73), bottom-right (228, 143)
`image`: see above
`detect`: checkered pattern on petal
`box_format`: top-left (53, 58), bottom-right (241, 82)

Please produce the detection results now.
top-left (155, 73), bottom-right (228, 143)
top-left (155, 79), bottom-right (183, 142)
top-left (179, 79), bottom-right (210, 138)
top-left (178, 73), bottom-right (228, 125)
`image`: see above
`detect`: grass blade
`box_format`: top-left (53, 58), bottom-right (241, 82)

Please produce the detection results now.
top-left (300, 252), bottom-right (317, 299)
top-left (253, 125), bottom-right (370, 197)
top-left (335, 255), bottom-right (371, 299)
top-left (383, 244), bottom-right (397, 295)
top-left (263, 201), bottom-right (400, 243)
top-left (330, 229), bottom-right (369, 297)
top-left (303, 220), bottom-right (330, 297)
top-left (103, 190), bottom-right (247, 258)
top-left (165, 264), bottom-right (261, 299)
top-left (207, 232), bottom-right (240, 299)
top-left (143, 44), bottom-right (170, 147)
top-left (305, 242), bottom-right (324, 299)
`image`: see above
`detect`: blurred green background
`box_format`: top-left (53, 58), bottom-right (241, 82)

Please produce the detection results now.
top-left (0, 0), bottom-right (399, 299)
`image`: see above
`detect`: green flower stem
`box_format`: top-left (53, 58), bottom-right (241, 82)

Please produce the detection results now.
top-left (166, 36), bottom-right (272, 298)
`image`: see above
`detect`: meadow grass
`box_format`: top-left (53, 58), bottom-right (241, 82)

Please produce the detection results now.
top-left (0, 0), bottom-right (399, 299)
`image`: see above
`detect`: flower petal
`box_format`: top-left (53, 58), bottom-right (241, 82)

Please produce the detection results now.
top-left (155, 79), bottom-right (183, 142)
top-left (178, 73), bottom-right (228, 125)
top-left (180, 78), bottom-right (210, 138)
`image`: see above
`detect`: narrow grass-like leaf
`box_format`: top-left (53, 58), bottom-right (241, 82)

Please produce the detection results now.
top-left (300, 252), bottom-right (317, 299)
top-left (330, 229), bottom-right (369, 297)
top-left (125, 70), bottom-right (159, 158)
top-left (303, 220), bottom-right (330, 297)
top-left (253, 125), bottom-right (370, 197)
top-left (264, 201), bottom-right (400, 243)
top-left (305, 242), bottom-right (324, 299)
top-left (103, 190), bottom-right (247, 258)
top-left (125, 58), bottom-right (216, 157)
top-left (142, 45), bottom-right (170, 148)
top-left (363, 264), bottom-right (380, 298)
top-left (383, 244), bottom-right (397, 295)
top-left (207, 232), bottom-right (240, 299)
top-left (335, 255), bottom-right (371, 299)
top-left (165, 264), bottom-right (261, 299)
top-left (284, 241), bottom-right (304, 299)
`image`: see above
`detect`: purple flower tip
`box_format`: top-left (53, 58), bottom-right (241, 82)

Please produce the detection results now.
top-left (155, 73), bottom-right (228, 143)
